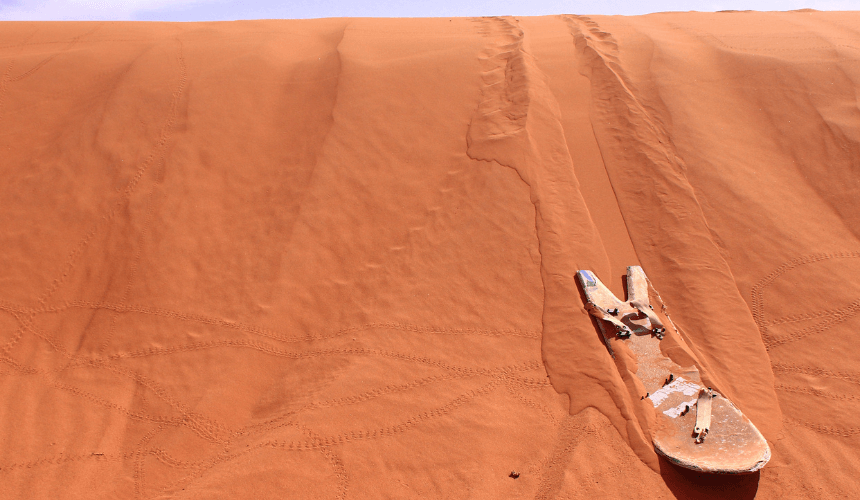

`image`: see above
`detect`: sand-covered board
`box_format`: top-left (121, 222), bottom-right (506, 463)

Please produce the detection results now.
top-left (577, 266), bottom-right (771, 473)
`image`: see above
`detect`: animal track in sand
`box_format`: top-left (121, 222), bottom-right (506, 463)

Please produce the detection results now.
top-left (751, 252), bottom-right (860, 350)
top-left (783, 417), bottom-right (860, 438)
top-left (750, 251), bottom-right (860, 333)
top-left (761, 298), bottom-right (860, 349)
top-left (753, 252), bottom-right (860, 439)
top-left (0, 38), bottom-right (189, 369)
top-left (143, 374), bottom-right (547, 497)
top-left (775, 384), bottom-right (860, 403)
top-left (772, 363), bottom-right (860, 386)
top-left (4, 284), bottom-right (550, 495)
top-left (26, 300), bottom-right (541, 344)
top-left (7, 24), bottom-right (102, 83)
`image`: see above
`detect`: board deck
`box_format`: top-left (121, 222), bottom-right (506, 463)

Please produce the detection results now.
top-left (576, 267), bottom-right (770, 474)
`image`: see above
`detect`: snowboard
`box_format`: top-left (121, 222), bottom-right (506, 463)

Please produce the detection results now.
top-left (576, 266), bottom-right (770, 473)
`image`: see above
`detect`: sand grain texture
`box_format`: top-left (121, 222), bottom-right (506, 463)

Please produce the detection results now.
top-left (0, 11), bottom-right (858, 498)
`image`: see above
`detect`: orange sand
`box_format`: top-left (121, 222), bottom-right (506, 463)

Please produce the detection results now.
top-left (0, 11), bottom-right (858, 498)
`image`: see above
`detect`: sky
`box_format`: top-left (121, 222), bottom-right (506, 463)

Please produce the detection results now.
top-left (0, 0), bottom-right (858, 21)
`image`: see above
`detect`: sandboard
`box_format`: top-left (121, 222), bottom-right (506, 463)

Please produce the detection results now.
top-left (576, 266), bottom-right (770, 473)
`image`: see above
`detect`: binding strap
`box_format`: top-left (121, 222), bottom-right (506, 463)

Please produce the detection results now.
top-left (695, 388), bottom-right (714, 443)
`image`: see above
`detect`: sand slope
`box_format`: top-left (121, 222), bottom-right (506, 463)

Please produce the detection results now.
top-left (0, 11), bottom-right (858, 498)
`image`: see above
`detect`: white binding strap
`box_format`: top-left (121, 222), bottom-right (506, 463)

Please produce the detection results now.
top-left (584, 302), bottom-right (631, 334)
top-left (630, 299), bottom-right (664, 329)
top-left (694, 388), bottom-right (713, 443)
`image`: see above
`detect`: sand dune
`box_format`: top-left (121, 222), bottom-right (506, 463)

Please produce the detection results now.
top-left (1, 11), bottom-right (859, 498)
